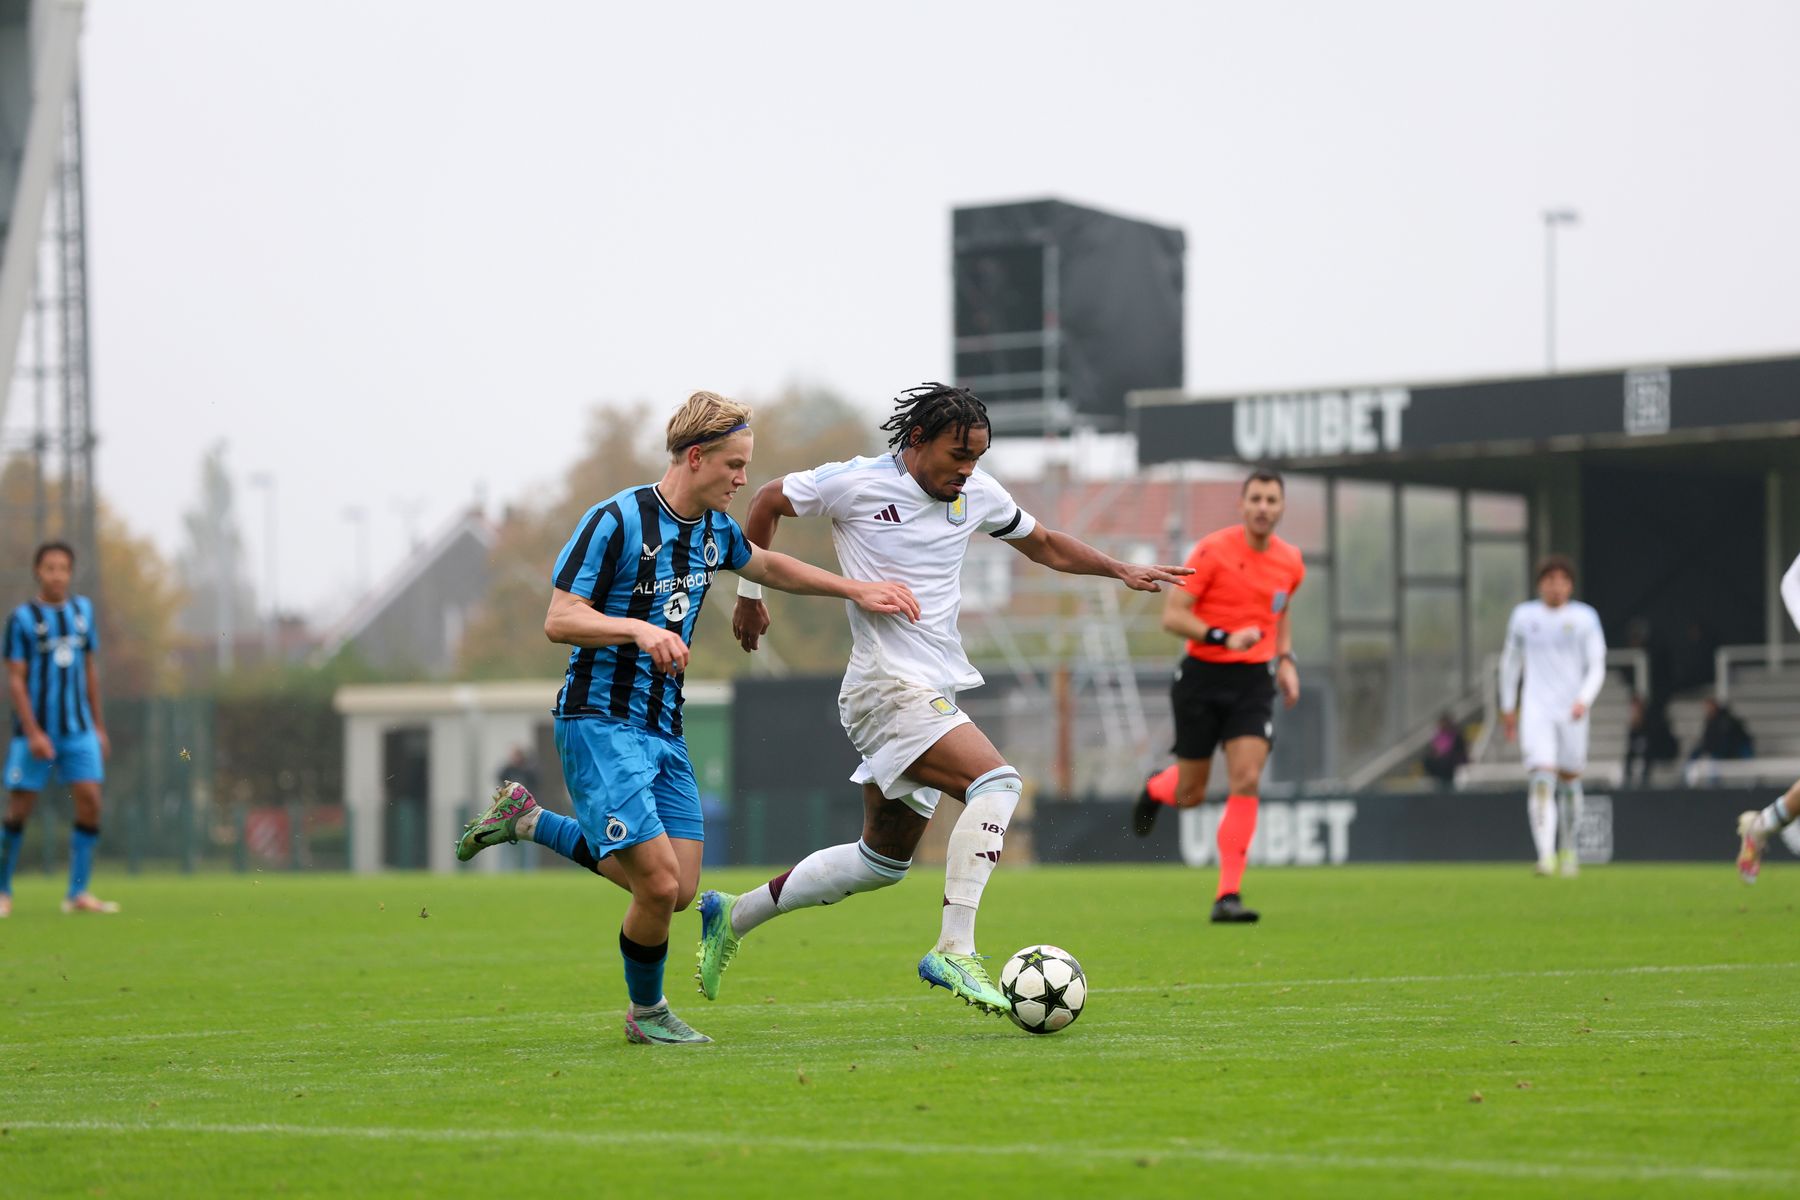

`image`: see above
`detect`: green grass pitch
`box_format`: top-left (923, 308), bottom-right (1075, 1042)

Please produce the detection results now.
top-left (3, 862), bottom-right (1796, 1197)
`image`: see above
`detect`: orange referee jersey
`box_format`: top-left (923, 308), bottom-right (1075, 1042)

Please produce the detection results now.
top-left (1180, 525), bottom-right (1306, 663)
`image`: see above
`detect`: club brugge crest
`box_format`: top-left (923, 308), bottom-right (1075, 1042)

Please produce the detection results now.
top-left (702, 532), bottom-right (720, 567)
top-left (605, 815), bottom-right (629, 843)
top-left (1271, 590), bottom-right (1288, 614)
top-left (946, 495), bottom-right (967, 525)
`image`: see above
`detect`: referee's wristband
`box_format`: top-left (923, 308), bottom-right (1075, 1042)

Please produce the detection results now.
top-left (736, 578), bottom-right (764, 601)
top-left (1202, 626), bottom-right (1229, 646)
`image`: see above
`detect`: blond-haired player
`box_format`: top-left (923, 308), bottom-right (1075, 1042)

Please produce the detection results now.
top-left (454, 390), bottom-right (918, 1044)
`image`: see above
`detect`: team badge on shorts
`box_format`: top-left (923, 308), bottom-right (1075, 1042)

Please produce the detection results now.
top-left (605, 815), bottom-right (629, 843)
top-left (930, 696), bottom-right (958, 716)
top-left (1271, 590), bottom-right (1289, 614)
top-left (946, 495), bottom-right (967, 526)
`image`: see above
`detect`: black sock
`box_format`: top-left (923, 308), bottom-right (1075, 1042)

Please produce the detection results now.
top-left (570, 838), bottom-right (603, 875)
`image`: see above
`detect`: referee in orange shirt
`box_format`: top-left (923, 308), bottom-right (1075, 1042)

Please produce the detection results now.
top-left (1132, 468), bottom-right (1304, 923)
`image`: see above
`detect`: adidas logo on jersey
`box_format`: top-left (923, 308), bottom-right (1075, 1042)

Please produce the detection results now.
top-left (871, 505), bottom-right (902, 524)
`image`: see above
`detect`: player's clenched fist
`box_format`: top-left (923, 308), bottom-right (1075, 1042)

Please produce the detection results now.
top-left (732, 597), bottom-right (770, 653)
top-left (1225, 627), bottom-right (1263, 652)
top-left (633, 621), bottom-right (690, 674)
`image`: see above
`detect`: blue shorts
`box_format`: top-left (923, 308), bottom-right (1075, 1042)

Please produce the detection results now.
top-left (5, 731), bottom-right (105, 792)
top-left (554, 717), bottom-right (703, 860)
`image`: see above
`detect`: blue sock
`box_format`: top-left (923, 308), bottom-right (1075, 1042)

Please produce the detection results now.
top-left (0, 822), bottom-right (22, 894)
top-left (531, 809), bottom-right (586, 860)
top-left (69, 823), bottom-right (99, 899)
top-left (619, 929), bottom-right (667, 1009)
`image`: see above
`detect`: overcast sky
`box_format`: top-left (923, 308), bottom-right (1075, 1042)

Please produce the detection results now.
top-left (58, 0), bottom-right (1800, 619)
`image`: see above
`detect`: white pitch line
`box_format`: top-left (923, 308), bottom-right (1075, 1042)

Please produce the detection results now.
top-left (0, 1118), bottom-right (1790, 1186)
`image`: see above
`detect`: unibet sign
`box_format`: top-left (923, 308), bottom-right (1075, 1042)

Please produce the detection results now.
top-left (1231, 388), bottom-right (1410, 460)
top-left (1178, 800), bottom-right (1357, 867)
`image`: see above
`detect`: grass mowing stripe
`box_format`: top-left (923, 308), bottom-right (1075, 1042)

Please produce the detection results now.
top-left (2, 1118), bottom-right (1793, 1186)
top-left (9, 959), bottom-right (1793, 1052)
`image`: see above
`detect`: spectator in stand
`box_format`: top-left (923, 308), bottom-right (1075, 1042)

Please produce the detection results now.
top-left (1623, 695), bottom-right (1678, 786)
top-left (1685, 697), bottom-right (1754, 786)
top-left (1421, 712), bottom-right (1468, 788)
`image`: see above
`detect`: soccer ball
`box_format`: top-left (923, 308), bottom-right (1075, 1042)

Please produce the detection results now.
top-left (999, 945), bottom-right (1086, 1034)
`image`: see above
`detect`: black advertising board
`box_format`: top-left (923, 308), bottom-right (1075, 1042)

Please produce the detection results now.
top-left (1031, 788), bottom-right (1783, 866)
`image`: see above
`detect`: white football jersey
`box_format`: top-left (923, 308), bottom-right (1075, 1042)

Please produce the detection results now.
top-left (1499, 599), bottom-right (1607, 717)
top-left (781, 454), bottom-right (1037, 695)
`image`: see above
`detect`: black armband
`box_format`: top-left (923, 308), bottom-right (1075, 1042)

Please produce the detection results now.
top-left (1203, 626), bottom-right (1229, 646)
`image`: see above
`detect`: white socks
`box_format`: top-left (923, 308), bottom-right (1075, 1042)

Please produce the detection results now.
top-left (937, 766), bottom-right (1023, 955)
top-left (1555, 778), bottom-right (1583, 861)
top-left (730, 839), bottom-right (910, 937)
top-left (1757, 795), bottom-right (1797, 837)
top-left (1527, 771), bottom-right (1558, 867)
top-left (726, 763), bottom-right (1022, 954)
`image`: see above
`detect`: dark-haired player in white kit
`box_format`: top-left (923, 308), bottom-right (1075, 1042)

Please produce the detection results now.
top-left (1499, 554), bottom-right (1606, 877)
top-left (1735, 551), bottom-right (1800, 883)
top-left (696, 383), bottom-right (1190, 1015)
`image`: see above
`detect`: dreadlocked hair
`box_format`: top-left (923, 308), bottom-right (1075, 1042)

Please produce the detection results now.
top-left (880, 382), bottom-right (989, 451)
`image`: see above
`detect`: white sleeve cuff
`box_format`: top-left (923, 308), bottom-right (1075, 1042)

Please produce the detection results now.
top-left (736, 578), bottom-right (764, 600)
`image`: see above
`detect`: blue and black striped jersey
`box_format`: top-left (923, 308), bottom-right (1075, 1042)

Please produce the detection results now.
top-left (5, 596), bottom-right (100, 739)
top-left (552, 485), bottom-right (753, 737)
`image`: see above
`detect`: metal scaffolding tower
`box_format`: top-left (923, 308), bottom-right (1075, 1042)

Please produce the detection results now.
top-left (3, 69), bottom-right (96, 595)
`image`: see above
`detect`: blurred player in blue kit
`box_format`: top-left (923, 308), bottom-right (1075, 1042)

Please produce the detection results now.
top-left (2, 541), bottom-right (117, 917)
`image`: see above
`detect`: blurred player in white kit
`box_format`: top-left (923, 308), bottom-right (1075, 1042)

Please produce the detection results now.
top-left (1499, 554), bottom-right (1607, 877)
top-left (1734, 552), bottom-right (1800, 883)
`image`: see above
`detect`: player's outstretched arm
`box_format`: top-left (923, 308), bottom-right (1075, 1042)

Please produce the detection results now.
top-left (1008, 524), bottom-right (1192, 592)
top-left (731, 479), bottom-right (800, 652)
top-left (737, 546), bottom-right (919, 621)
top-left (543, 588), bottom-right (689, 675)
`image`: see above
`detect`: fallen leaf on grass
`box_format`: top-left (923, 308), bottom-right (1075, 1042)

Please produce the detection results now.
top-left (1469, 1091), bottom-right (1484, 1103)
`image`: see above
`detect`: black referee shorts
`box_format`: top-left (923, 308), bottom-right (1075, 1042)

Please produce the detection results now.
top-left (1169, 657), bottom-right (1277, 761)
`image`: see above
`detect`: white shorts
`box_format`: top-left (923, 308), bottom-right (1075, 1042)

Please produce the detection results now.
top-left (838, 676), bottom-right (972, 817)
top-left (1518, 706), bottom-right (1589, 774)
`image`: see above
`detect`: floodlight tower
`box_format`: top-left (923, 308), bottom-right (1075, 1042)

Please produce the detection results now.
top-left (1, 4), bottom-right (97, 597)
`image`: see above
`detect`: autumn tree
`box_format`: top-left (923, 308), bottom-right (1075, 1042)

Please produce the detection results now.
top-left (457, 386), bottom-right (880, 681)
top-left (0, 455), bottom-right (183, 697)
